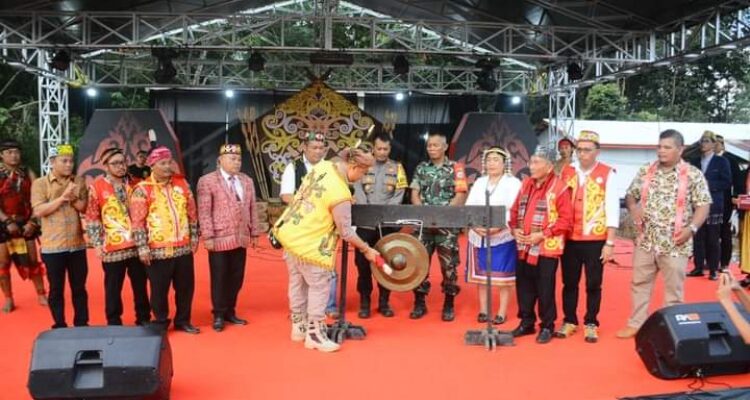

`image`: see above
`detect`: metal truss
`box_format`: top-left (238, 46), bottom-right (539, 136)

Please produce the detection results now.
top-left (1, 1), bottom-right (748, 92)
top-left (553, 0), bottom-right (750, 89)
top-left (547, 67), bottom-right (575, 145)
top-left (36, 50), bottom-right (69, 174)
top-left (82, 58), bottom-right (532, 94)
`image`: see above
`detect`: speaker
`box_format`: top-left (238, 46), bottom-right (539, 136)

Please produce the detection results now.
top-left (28, 326), bottom-right (173, 400)
top-left (636, 302), bottom-right (750, 380)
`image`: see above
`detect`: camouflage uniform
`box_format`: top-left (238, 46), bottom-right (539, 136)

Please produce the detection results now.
top-left (410, 159), bottom-right (467, 296)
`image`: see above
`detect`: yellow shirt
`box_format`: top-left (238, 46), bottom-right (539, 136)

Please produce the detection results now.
top-left (273, 160), bottom-right (351, 270)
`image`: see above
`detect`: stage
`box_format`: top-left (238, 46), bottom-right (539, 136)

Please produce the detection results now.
top-left (1, 237), bottom-right (748, 399)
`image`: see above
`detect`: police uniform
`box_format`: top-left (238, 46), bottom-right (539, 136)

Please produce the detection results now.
top-left (352, 158), bottom-right (408, 318)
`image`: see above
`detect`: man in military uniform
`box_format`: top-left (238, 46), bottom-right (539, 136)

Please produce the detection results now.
top-left (352, 132), bottom-right (408, 318)
top-left (410, 132), bottom-right (468, 321)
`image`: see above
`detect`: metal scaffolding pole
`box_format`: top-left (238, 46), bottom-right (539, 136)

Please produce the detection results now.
top-left (547, 68), bottom-right (576, 146)
top-left (37, 50), bottom-right (69, 175)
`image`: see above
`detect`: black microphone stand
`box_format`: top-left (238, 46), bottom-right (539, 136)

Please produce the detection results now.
top-left (464, 186), bottom-right (514, 350)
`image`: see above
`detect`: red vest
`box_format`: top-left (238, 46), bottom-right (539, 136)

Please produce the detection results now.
top-left (568, 163), bottom-right (612, 241)
top-left (136, 176), bottom-right (192, 249)
top-left (91, 176), bottom-right (136, 252)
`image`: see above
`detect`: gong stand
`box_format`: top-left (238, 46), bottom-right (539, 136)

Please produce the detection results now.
top-left (463, 191), bottom-right (515, 350)
top-left (327, 205), bottom-right (511, 345)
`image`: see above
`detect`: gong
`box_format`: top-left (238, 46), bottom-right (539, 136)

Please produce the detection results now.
top-left (373, 233), bottom-right (429, 292)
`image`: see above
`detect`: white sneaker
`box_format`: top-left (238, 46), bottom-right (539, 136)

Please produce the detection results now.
top-left (303, 321), bottom-right (340, 352)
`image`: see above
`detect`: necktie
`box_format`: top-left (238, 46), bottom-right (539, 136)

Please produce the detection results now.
top-left (228, 175), bottom-right (241, 202)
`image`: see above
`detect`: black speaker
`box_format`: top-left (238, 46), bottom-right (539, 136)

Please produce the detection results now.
top-left (636, 302), bottom-right (750, 380)
top-left (28, 326), bottom-right (173, 400)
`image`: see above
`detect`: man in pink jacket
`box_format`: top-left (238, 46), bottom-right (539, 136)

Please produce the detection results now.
top-left (197, 144), bottom-right (259, 332)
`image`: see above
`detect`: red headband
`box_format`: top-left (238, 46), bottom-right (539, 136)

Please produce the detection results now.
top-left (146, 146), bottom-right (172, 166)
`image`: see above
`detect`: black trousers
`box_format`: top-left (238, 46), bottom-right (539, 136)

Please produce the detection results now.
top-left (693, 223), bottom-right (721, 274)
top-left (208, 247), bottom-right (246, 318)
top-left (560, 240), bottom-right (604, 326)
top-left (146, 254), bottom-right (194, 327)
top-left (42, 250), bottom-right (89, 328)
top-left (354, 228), bottom-right (392, 299)
top-left (103, 256), bottom-right (151, 325)
top-left (516, 256), bottom-right (558, 331)
top-left (720, 207), bottom-right (733, 267)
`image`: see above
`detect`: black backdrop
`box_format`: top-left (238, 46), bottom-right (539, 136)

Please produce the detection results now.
top-left (152, 90), bottom-right (480, 197)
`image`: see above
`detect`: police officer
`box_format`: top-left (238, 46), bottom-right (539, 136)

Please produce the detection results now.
top-left (409, 132), bottom-right (468, 321)
top-left (352, 132), bottom-right (408, 318)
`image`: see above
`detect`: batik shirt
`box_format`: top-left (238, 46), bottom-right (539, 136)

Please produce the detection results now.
top-left (626, 163), bottom-right (711, 257)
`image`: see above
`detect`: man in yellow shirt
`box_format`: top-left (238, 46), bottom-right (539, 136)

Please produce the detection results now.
top-left (273, 146), bottom-right (381, 353)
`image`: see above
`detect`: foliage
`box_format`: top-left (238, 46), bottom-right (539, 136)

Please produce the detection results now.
top-left (582, 83), bottom-right (627, 120)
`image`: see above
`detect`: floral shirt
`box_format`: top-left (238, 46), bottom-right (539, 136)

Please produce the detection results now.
top-left (626, 162), bottom-right (711, 257)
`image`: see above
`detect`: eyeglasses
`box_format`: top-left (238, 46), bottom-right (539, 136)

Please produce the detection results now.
top-left (575, 147), bottom-right (596, 153)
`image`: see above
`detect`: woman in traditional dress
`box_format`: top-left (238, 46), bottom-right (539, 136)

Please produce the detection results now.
top-left (465, 146), bottom-right (522, 324)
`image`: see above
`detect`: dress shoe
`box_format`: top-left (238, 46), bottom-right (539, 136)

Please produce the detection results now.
top-left (616, 326), bottom-right (638, 339)
top-left (358, 295), bottom-right (371, 319)
top-left (212, 317), bottom-right (224, 332)
top-left (175, 324), bottom-right (201, 334)
top-left (225, 315), bottom-right (248, 325)
top-left (708, 271), bottom-right (718, 281)
top-left (686, 269), bottom-right (704, 277)
top-left (536, 328), bottom-right (553, 344)
top-left (511, 324), bottom-right (536, 337)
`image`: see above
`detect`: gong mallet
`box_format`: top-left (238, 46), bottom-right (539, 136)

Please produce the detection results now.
top-left (464, 189), bottom-right (514, 350)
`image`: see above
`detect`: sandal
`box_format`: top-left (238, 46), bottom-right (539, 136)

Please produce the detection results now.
top-left (477, 313), bottom-right (489, 323)
top-left (492, 315), bottom-right (506, 325)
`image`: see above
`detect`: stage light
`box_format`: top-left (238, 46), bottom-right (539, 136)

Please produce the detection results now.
top-left (248, 52), bottom-right (265, 72)
top-left (152, 47), bottom-right (179, 84)
top-left (511, 96), bottom-right (521, 105)
top-left (85, 87), bottom-right (97, 98)
top-left (393, 54), bottom-right (409, 75)
top-left (395, 92), bottom-right (405, 101)
top-left (50, 50), bottom-right (71, 71)
top-left (224, 89), bottom-right (235, 98)
top-left (474, 59), bottom-right (498, 92)
top-left (422, 132), bottom-right (429, 141)
top-left (720, 43), bottom-right (737, 49)
top-left (567, 62), bottom-right (584, 81)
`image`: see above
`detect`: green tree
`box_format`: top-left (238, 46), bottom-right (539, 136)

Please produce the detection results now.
top-left (582, 83), bottom-right (627, 120)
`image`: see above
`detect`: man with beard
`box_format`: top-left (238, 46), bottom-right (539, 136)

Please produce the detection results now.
top-left (85, 147), bottom-right (151, 326)
top-left (0, 139), bottom-right (47, 313)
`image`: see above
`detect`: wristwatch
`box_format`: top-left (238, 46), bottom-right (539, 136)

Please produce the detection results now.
top-left (605, 241), bottom-right (615, 247)
top-left (689, 224), bottom-right (698, 235)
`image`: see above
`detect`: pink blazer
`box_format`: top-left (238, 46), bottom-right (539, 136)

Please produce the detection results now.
top-left (197, 170), bottom-right (259, 251)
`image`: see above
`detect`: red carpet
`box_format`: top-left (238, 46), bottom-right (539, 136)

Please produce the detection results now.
top-left (1, 237), bottom-right (747, 399)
